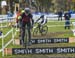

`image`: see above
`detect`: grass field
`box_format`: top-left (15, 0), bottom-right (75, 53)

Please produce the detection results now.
top-left (0, 19), bottom-right (75, 58)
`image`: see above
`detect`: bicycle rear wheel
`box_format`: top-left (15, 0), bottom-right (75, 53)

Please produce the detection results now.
top-left (41, 25), bottom-right (48, 35)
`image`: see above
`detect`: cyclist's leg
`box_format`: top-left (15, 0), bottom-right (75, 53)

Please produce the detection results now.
top-left (21, 22), bottom-right (26, 46)
top-left (27, 22), bottom-right (32, 45)
top-left (19, 21), bottom-right (22, 45)
top-left (38, 24), bottom-right (41, 32)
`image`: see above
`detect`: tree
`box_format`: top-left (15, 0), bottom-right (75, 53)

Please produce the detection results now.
top-left (36, 0), bottom-right (52, 12)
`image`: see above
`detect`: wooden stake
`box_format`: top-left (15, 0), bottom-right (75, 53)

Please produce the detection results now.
top-left (69, 37), bottom-right (75, 43)
top-left (4, 48), bottom-right (12, 55)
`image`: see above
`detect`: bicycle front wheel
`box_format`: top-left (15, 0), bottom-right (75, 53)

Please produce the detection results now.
top-left (41, 25), bottom-right (48, 35)
top-left (33, 27), bottom-right (39, 36)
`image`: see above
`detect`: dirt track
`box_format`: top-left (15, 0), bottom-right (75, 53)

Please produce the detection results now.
top-left (32, 31), bottom-right (72, 38)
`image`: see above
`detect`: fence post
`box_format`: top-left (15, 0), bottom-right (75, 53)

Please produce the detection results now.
top-left (2, 33), bottom-right (4, 57)
top-left (12, 28), bottom-right (14, 45)
top-left (1, 21), bottom-right (3, 30)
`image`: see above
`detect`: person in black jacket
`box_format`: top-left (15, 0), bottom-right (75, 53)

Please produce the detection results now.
top-left (64, 11), bottom-right (71, 29)
top-left (58, 10), bottom-right (63, 21)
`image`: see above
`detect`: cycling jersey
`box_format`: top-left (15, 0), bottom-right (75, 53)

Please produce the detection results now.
top-left (36, 15), bottom-right (47, 25)
top-left (21, 13), bottom-right (32, 23)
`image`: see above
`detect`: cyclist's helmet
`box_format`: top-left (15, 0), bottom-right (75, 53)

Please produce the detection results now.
top-left (24, 8), bottom-right (30, 14)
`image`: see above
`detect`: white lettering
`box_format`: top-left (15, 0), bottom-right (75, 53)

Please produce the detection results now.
top-left (54, 39), bottom-right (67, 43)
top-left (35, 49), bottom-right (53, 54)
top-left (38, 39), bottom-right (51, 43)
top-left (57, 48), bottom-right (75, 53)
top-left (27, 49), bottom-right (32, 54)
top-left (14, 49), bottom-right (24, 54)
top-left (14, 49), bottom-right (32, 54)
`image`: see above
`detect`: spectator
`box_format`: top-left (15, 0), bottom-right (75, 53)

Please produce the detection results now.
top-left (16, 8), bottom-right (22, 27)
top-left (7, 10), bottom-right (13, 26)
top-left (16, 8), bottom-right (22, 40)
top-left (7, 10), bottom-right (13, 17)
top-left (64, 11), bottom-right (71, 29)
top-left (58, 10), bottom-right (63, 21)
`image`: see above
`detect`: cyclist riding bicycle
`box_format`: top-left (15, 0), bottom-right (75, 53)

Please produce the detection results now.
top-left (18, 7), bottom-right (33, 46)
top-left (35, 15), bottom-right (47, 31)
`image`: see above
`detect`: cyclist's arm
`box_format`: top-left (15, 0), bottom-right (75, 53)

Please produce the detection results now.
top-left (29, 14), bottom-right (34, 25)
top-left (36, 18), bottom-right (40, 22)
top-left (36, 15), bottom-right (44, 22)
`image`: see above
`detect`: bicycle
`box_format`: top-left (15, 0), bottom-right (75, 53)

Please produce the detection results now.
top-left (33, 22), bottom-right (48, 36)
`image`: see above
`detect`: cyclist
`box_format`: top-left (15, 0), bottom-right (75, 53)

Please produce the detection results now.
top-left (35, 15), bottom-right (47, 32)
top-left (18, 7), bottom-right (33, 46)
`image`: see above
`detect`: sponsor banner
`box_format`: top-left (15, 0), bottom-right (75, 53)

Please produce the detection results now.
top-left (31, 38), bottom-right (69, 44)
top-left (12, 47), bottom-right (75, 54)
